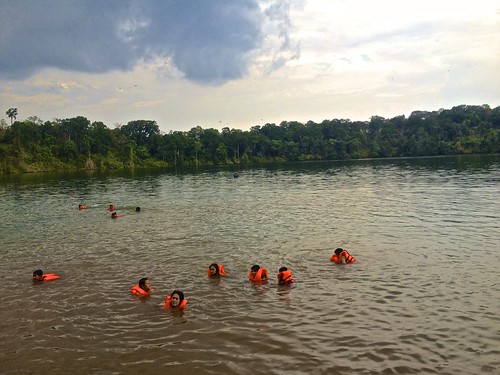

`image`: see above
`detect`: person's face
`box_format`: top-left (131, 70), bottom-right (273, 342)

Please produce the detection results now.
top-left (170, 293), bottom-right (181, 307)
top-left (33, 274), bottom-right (43, 281)
top-left (209, 266), bottom-right (217, 276)
top-left (144, 280), bottom-right (151, 291)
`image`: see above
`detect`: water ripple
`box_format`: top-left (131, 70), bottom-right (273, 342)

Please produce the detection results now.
top-left (0, 156), bottom-right (499, 374)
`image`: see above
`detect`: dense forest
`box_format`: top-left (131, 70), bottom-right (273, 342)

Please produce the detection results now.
top-left (0, 104), bottom-right (499, 174)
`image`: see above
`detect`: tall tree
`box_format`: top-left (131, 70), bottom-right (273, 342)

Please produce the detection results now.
top-left (6, 108), bottom-right (18, 125)
top-left (120, 120), bottom-right (160, 148)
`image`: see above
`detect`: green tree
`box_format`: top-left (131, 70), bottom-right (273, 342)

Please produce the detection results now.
top-left (88, 121), bottom-right (113, 155)
top-left (200, 128), bottom-right (221, 162)
top-left (4, 120), bottom-right (40, 150)
top-left (59, 116), bottom-right (90, 155)
top-left (215, 143), bottom-right (228, 163)
top-left (6, 108), bottom-right (18, 125)
top-left (120, 120), bottom-right (160, 148)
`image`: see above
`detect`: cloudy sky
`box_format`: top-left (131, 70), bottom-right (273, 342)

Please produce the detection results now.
top-left (1, 0), bottom-right (499, 132)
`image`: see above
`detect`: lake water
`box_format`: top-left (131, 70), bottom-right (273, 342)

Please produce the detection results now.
top-left (0, 155), bottom-right (499, 375)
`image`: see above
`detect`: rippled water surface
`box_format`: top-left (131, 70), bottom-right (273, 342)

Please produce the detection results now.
top-left (0, 155), bottom-right (499, 374)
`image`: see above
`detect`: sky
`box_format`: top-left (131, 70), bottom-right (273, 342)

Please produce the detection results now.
top-left (1, 0), bottom-right (499, 133)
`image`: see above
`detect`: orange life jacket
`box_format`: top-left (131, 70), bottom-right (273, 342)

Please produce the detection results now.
top-left (277, 270), bottom-right (294, 285)
top-left (111, 213), bottom-right (122, 219)
top-left (42, 273), bottom-right (60, 281)
top-left (249, 268), bottom-right (268, 282)
top-left (330, 250), bottom-right (357, 264)
top-left (79, 205), bottom-right (87, 210)
top-left (130, 284), bottom-right (150, 297)
top-left (164, 296), bottom-right (188, 309)
top-left (207, 264), bottom-right (227, 277)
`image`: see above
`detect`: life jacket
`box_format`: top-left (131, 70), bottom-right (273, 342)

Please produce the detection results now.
top-left (207, 264), bottom-right (227, 277)
top-left (330, 250), bottom-right (357, 264)
top-left (277, 270), bottom-right (294, 285)
top-left (79, 205), bottom-right (87, 210)
top-left (108, 205), bottom-right (117, 211)
top-left (42, 273), bottom-right (60, 281)
top-left (111, 213), bottom-right (122, 219)
top-left (130, 284), bottom-right (150, 297)
top-left (249, 268), bottom-right (268, 282)
top-left (164, 296), bottom-right (188, 309)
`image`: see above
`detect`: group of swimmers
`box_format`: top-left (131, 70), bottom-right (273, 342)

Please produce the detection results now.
top-left (33, 248), bottom-right (356, 311)
top-left (78, 204), bottom-right (140, 219)
top-left (32, 269), bottom-right (187, 310)
top-left (130, 278), bottom-right (187, 309)
top-left (207, 263), bottom-right (296, 285)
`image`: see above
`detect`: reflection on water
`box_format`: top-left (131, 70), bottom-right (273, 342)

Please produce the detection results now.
top-left (0, 155), bottom-right (499, 374)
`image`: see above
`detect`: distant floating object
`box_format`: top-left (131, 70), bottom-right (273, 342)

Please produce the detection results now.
top-left (233, 172), bottom-right (240, 178)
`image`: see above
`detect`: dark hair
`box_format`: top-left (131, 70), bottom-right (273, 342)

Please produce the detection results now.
top-left (278, 267), bottom-right (288, 273)
top-left (138, 278), bottom-right (148, 289)
top-left (334, 248), bottom-right (344, 256)
top-left (111, 212), bottom-right (117, 217)
top-left (171, 290), bottom-right (184, 302)
top-left (251, 265), bottom-right (260, 273)
top-left (33, 269), bottom-right (43, 277)
top-left (209, 263), bottom-right (219, 276)
top-left (135, 207), bottom-right (141, 212)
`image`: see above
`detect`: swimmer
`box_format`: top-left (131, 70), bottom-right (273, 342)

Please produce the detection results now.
top-left (165, 290), bottom-right (188, 309)
top-left (32, 269), bottom-right (60, 282)
top-left (108, 204), bottom-right (117, 211)
top-left (277, 267), bottom-right (294, 285)
top-left (208, 263), bottom-right (227, 277)
top-left (111, 212), bottom-right (122, 219)
top-left (330, 248), bottom-right (357, 264)
top-left (249, 264), bottom-right (269, 282)
top-left (78, 204), bottom-right (87, 210)
top-left (131, 277), bottom-right (152, 297)
top-left (135, 207), bottom-right (141, 212)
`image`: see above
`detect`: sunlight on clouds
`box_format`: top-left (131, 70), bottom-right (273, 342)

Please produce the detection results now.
top-left (282, 0), bottom-right (500, 110)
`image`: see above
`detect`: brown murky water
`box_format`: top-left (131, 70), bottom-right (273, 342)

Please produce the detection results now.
top-left (1, 156), bottom-right (499, 374)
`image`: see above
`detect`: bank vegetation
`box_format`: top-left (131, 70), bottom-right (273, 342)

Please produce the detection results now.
top-left (1, 104), bottom-right (499, 174)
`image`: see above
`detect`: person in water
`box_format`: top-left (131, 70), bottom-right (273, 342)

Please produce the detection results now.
top-left (32, 269), bottom-right (60, 282)
top-left (165, 290), bottom-right (188, 309)
top-left (111, 212), bottom-right (122, 219)
top-left (330, 248), bottom-right (357, 264)
top-left (108, 204), bottom-right (117, 211)
top-left (277, 267), bottom-right (294, 285)
top-left (78, 204), bottom-right (87, 210)
top-left (135, 207), bottom-right (141, 212)
top-left (249, 264), bottom-right (269, 282)
top-left (208, 263), bottom-right (227, 277)
top-left (130, 277), bottom-right (152, 297)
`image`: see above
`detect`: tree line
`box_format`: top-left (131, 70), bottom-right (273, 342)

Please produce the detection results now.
top-left (1, 104), bottom-right (499, 174)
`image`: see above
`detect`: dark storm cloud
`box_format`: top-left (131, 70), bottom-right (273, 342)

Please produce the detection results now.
top-left (0, 0), bottom-right (287, 84)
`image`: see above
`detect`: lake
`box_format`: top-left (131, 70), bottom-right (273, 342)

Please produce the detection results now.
top-left (0, 155), bottom-right (499, 374)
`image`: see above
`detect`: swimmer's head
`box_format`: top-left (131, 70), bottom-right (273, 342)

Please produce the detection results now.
top-left (209, 263), bottom-right (219, 276)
